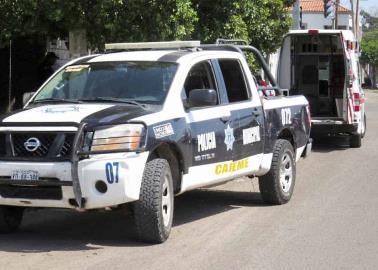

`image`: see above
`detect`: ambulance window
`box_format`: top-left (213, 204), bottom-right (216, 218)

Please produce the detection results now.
top-left (218, 59), bottom-right (249, 103)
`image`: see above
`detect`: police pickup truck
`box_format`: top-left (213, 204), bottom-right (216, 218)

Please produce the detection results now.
top-left (0, 41), bottom-right (311, 243)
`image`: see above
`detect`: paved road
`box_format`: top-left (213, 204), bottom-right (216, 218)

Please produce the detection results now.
top-left (1, 92), bottom-right (378, 270)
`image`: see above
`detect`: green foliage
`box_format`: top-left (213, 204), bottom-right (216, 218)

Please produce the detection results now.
top-left (98, 0), bottom-right (198, 46)
top-left (0, 0), bottom-right (198, 48)
top-left (192, 0), bottom-right (295, 54)
top-left (361, 30), bottom-right (378, 67)
top-left (0, 0), bottom-right (294, 53)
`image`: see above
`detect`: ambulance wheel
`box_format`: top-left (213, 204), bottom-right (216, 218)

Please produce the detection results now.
top-left (259, 139), bottom-right (296, 205)
top-left (361, 113), bottom-right (366, 138)
top-left (0, 206), bottom-right (24, 233)
top-left (350, 134), bottom-right (361, 148)
top-left (133, 159), bottom-right (174, 243)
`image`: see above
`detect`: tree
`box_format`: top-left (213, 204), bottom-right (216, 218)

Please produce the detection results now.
top-left (0, 0), bottom-right (198, 49)
top-left (361, 30), bottom-right (378, 88)
top-left (98, 0), bottom-right (198, 46)
top-left (0, 0), bottom-right (296, 113)
top-left (1, 0), bottom-right (294, 54)
top-left (192, 0), bottom-right (295, 54)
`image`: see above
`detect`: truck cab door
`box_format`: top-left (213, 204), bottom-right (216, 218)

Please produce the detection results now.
top-left (183, 60), bottom-right (233, 168)
top-left (215, 59), bottom-right (265, 173)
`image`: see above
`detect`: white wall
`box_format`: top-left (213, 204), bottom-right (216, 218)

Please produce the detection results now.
top-left (302, 13), bottom-right (351, 29)
top-left (47, 38), bottom-right (70, 69)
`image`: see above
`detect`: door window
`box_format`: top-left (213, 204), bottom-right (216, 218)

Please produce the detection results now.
top-left (183, 61), bottom-right (218, 103)
top-left (218, 59), bottom-right (249, 103)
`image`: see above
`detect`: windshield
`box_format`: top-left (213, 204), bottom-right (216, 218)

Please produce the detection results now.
top-left (33, 61), bottom-right (178, 105)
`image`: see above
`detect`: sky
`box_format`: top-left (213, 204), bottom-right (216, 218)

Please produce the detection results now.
top-left (360, 0), bottom-right (378, 10)
top-left (341, 0), bottom-right (378, 13)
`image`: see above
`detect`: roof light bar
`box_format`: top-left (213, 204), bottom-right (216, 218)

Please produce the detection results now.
top-left (105, 40), bottom-right (201, 51)
top-left (216, 39), bottom-right (248, 45)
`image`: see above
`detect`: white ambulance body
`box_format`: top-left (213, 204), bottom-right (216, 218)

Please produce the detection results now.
top-left (276, 29), bottom-right (366, 147)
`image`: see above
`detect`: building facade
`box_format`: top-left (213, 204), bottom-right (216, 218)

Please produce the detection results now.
top-left (299, 0), bottom-right (352, 30)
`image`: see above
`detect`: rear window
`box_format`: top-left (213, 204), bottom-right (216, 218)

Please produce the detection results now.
top-left (293, 34), bottom-right (343, 54)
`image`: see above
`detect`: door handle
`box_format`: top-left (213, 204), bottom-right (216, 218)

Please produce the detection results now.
top-left (252, 111), bottom-right (260, 117)
top-left (252, 108), bottom-right (260, 117)
top-left (221, 116), bottom-right (230, 123)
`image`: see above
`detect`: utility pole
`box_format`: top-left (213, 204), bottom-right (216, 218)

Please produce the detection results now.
top-left (355, 0), bottom-right (360, 39)
top-left (351, 0), bottom-right (364, 40)
top-left (292, 0), bottom-right (301, 29)
top-left (8, 40), bottom-right (12, 112)
top-left (335, 0), bottom-right (339, 29)
top-left (351, 0), bottom-right (355, 33)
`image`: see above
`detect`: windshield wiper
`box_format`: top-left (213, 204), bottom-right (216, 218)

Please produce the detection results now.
top-left (31, 98), bottom-right (83, 104)
top-left (79, 97), bottom-right (147, 108)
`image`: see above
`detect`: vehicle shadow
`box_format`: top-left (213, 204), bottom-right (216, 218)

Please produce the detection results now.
top-left (174, 189), bottom-right (266, 227)
top-left (311, 136), bottom-right (350, 152)
top-left (0, 189), bottom-right (265, 252)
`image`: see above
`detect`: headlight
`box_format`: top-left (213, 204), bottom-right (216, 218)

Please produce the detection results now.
top-left (91, 124), bottom-right (145, 152)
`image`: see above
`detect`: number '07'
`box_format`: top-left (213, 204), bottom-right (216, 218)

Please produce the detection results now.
top-left (105, 162), bottom-right (119, 184)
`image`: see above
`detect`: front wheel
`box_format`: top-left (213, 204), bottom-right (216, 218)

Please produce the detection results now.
top-left (259, 139), bottom-right (296, 205)
top-left (0, 206), bottom-right (24, 233)
top-left (133, 159), bottom-right (174, 243)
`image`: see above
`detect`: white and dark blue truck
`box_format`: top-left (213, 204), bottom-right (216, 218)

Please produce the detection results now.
top-left (0, 41), bottom-right (311, 243)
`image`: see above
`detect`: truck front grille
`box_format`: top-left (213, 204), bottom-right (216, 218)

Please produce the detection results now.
top-left (0, 132), bottom-right (75, 160)
top-left (12, 133), bottom-right (56, 157)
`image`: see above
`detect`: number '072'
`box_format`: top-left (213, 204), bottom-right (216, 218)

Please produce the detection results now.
top-left (281, 108), bottom-right (292, 125)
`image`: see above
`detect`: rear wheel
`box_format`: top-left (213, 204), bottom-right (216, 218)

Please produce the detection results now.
top-left (361, 113), bottom-right (366, 138)
top-left (0, 206), bottom-right (24, 233)
top-left (133, 159), bottom-right (174, 243)
top-left (259, 139), bottom-right (296, 205)
top-left (350, 134), bottom-right (362, 148)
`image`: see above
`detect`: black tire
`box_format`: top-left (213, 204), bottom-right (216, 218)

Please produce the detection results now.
top-left (0, 206), bottom-right (24, 233)
top-left (133, 159), bottom-right (174, 243)
top-left (259, 139), bottom-right (296, 205)
top-left (350, 134), bottom-right (362, 148)
top-left (361, 113), bottom-right (367, 138)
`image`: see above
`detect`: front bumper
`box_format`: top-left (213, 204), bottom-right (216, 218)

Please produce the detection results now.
top-left (0, 151), bottom-right (149, 209)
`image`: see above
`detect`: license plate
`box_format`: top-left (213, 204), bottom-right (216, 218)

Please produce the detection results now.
top-left (11, 170), bottom-right (39, 181)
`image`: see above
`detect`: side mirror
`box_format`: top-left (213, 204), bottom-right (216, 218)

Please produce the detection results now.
top-left (188, 89), bottom-right (217, 108)
top-left (23, 92), bottom-right (35, 106)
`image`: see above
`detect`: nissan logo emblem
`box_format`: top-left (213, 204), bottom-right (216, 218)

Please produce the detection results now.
top-left (24, 137), bottom-right (41, 152)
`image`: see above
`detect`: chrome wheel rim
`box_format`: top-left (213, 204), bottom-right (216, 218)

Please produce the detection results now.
top-left (162, 174), bottom-right (172, 227)
top-left (280, 153), bottom-right (293, 193)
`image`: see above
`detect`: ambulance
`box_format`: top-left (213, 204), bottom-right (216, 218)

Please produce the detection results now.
top-left (276, 29), bottom-right (366, 147)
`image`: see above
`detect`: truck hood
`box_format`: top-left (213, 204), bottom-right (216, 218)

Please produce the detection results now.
top-left (1, 104), bottom-right (157, 126)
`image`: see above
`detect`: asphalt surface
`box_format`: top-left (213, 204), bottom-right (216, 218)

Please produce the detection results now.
top-left (0, 91), bottom-right (378, 270)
